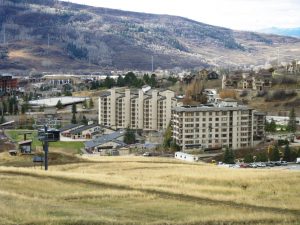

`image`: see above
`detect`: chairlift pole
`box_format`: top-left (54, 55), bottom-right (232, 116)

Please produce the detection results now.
top-left (44, 125), bottom-right (49, 171)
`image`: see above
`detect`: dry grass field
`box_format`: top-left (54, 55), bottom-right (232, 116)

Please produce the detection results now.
top-left (0, 156), bottom-right (299, 225)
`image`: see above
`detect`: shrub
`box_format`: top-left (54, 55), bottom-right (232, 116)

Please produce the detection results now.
top-left (219, 90), bottom-right (237, 99)
top-left (239, 90), bottom-right (248, 97)
top-left (256, 90), bottom-right (268, 97)
top-left (265, 90), bottom-right (297, 101)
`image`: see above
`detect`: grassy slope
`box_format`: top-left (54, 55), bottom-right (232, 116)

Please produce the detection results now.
top-left (0, 157), bottom-right (299, 225)
top-left (4, 130), bottom-right (84, 153)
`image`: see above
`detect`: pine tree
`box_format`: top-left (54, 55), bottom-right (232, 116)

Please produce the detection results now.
top-left (56, 100), bottom-right (63, 109)
top-left (123, 127), bottom-right (136, 144)
top-left (0, 114), bottom-right (5, 124)
top-left (223, 147), bottom-right (235, 164)
top-left (81, 115), bottom-right (88, 125)
top-left (287, 108), bottom-right (296, 133)
top-left (283, 144), bottom-right (291, 162)
top-left (266, 119), bottom-right (276, 132)
top-left (72, 103), bottom-right (77, 114)
top-left (270, 144), bottom-right (280, 161)
top-left (89, 98), bottom-right (94, 108)
top-left (71, 113), bottom-right (77, 124)
top-left (163, 123), bottom-right (173, 148)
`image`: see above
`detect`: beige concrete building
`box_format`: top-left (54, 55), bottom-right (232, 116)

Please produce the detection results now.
top-left (172, 104), bottom-right (259, 150)
top-left (98, 87), bottom-right (177, 131)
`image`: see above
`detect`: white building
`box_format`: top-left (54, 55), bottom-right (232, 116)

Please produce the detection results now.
top-left (266, 116), bottom-right (300, 126)
top-left (98, 87), bottom-right (177, 131)
top-left (175, 152), bottom-right (199, 162)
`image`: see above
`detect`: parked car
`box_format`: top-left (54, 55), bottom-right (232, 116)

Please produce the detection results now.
top-left (239, 163), bottom-right (249, 168)
top-left (280, 161), bottom-right (288, 166)
top-left (143, 152), bottom-right (152, 157)
top-left (266, 162), bottom-right (275, 167)
top-left (296, 158), bottom-right (300, 164)
top-left (274, 161), bottom-right (282, 166)
top-left (249, 163), bottom-right (257, 168)
top-left (256, 162), bottom-right (266, 168)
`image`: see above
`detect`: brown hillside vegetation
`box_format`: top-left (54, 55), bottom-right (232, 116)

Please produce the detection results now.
top-left (1, 0), bottom-right (300, 72)
top-left (219, 89), bottom-right (237, 99)
top-left (0, 156), bottom-right (299, 225)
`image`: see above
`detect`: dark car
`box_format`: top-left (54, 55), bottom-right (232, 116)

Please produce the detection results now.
top-left (280, 161), bottom-right (288, 166)
top-left (266, 162), bottom-right (275, 167)
top-left (274, 161), bottom-right (282, 166)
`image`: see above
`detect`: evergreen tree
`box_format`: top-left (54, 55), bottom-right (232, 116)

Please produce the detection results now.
top-left (256, 151), bottom-right (268, 162)
top-left (287, 108), bottom-right (297, 133)
top-left (244, 153), bottom-right (253, 163)
top-left (283, 144), bottom-right (291, 162)
top-left (56, 100), bottom-right (63, 109)
top-left (143, 74), bottom-right (150, 84)
top-left (223, 147), bottom-right (235, 164)
top-left (81, 115), bottom-right (88, 125)
top-left (83, 100), bottom-right (87, 109)
top-left (266, 119), bottom-right (276, 132)
top-left (270, 144), bottom-right (280, 161)
top-left (0, 114), bottom-right (5, 124)
top-left (89, 98), bottom-right (94, 108)
top-left (117, 75), bottom-right (125, 87)
top-left (163, 123), bottom-right (173, 148)
top-left (149, 74), bottom-right (157, 87)
top-left (103, 76), bottom-right (115, 88)
top-left (71, 113), bottom-right (77, 124)
top-left (123, 127), bottom-right (136, 144)
top-left (72, 103), bottom-right (77, 114)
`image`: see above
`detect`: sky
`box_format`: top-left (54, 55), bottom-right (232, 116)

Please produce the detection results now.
top-left (66, 0), bottom-right (300, 31)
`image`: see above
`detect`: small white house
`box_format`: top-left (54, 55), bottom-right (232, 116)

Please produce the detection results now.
top-left (175, 152), bottom-right (199, 162)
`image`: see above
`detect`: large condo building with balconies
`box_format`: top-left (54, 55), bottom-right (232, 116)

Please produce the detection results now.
top-left (172, 103), bottom-right (263, 150)
top-left (98, 87), bottom-right (177, 131)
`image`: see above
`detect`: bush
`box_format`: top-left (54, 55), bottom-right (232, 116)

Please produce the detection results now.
top-left (265, 90), bottom-right (297, 101)
top-left (256, 90), bottom-right (268, 97)
top-left (239, 90), bottom-right (248, 97)
top-left (273, 77), bottom-right (297, 85)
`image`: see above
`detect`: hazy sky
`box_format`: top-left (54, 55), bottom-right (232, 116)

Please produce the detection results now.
top-left (66, 0), bottom-right (300, 31)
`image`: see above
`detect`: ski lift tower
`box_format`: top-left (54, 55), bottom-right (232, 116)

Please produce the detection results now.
top-left (38, 126), bottom-right (60, 171)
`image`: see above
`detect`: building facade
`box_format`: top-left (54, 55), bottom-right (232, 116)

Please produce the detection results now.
top-left (0, 75), bottom-right (18, 95)
top-left (98, 87), bottom-right (177, 131)
top-left (172, 105), bottom-right (257, 150)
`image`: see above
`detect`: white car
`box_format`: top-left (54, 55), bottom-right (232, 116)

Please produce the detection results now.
top-left (296, 158), bottom-right (300, 164)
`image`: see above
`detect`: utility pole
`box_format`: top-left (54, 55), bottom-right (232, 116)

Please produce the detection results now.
top-left (43, 126), bottom-right (49, 171)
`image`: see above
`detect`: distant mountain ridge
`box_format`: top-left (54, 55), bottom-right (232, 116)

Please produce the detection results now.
top-left (260, 27), bottom-right (300, 38)
top-left (1, 0), bottom-right (300, 72)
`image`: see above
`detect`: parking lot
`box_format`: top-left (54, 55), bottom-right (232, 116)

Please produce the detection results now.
top-left (218, 162), bottom-right (300, 171)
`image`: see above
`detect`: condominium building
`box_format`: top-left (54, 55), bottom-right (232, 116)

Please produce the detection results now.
top-left (172, 104), bottom-right (258, 150)
top-left (98, 87), bottom-right (177, 131)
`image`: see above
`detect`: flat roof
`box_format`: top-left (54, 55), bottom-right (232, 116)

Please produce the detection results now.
top-left (172, 105), bottom-right (252, 112)
top-left (29, 97), bottom-right (89, 107)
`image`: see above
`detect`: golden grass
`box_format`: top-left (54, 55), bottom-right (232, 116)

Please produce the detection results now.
top-left (0, 156), bottom-right (299, 225)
